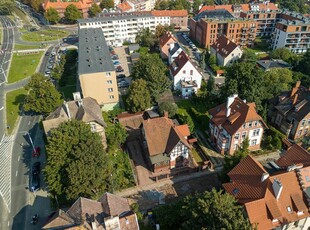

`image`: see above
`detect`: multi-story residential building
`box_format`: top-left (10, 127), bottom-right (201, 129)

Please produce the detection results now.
top-left (78, 28), bottom-right (119, 110)
top-left (78, 10), bottom-right (187, 47)
top-left (189, 9), bottom-right (257, 48)
top-left (223, 153), bottom-right (310, 230)
top-left (152, 10), bottom-right (188, 29)
top-left (198, 2), bottom-right (279, 37)
top-left (269, 81), bottom-right (310, 141)
top-left (271, 18), bottom-right (310, 53)
top-left (208, 94), bottom-right (267, 155)
top-left (210, 35), bottom-right (243, 66)
top-left (159, 31), bottom-right (177, 59)
top-left (169, 51), bottom-right (202, 98)
top-left (42, 0), bottom-right (93, 18)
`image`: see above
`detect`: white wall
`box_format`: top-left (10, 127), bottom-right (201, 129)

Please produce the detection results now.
top-left (223, 47), bottom-right (242, 66)
top-left (169, 141), bottom-right (189, 161)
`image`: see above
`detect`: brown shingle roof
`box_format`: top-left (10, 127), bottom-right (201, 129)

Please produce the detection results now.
top-left (99, 192), bottom-right (130, 217)
top-left (159, 31), bottom-right (177, 48)
top-left (176, 124), bottom-right (190, 137)
top-left (210, 35), bottom-right (239, 58)
top-left (208, 96), bottom-right (267, 135)
top-left (275, 144), bottom-right (310, 169)
top-left (169, 51), bottom-right (198, 78)
top-left (42, 210), bottom-right (75, 229)
top-left (151, 10), bottom-right (188, 17)
top-left (143, 116), bottom-right (190, 156)
top-left (119, 211), bottom-right (139, 229)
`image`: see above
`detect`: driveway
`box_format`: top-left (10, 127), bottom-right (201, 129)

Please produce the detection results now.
top-left (114, 46), bottom-right (131, 77)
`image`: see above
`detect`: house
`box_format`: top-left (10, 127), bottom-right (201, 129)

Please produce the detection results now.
top-left (78, 28), bottom-right (119, 110)
top-left (223, 154), bottom-right (310, 230)
top-left (210, 35), bottom-right (242, 66)
top-left (168, 42), bottom-right (183, 64)
top-left (42, 193), bottom-right (139, 230)
top-left (42, 0), bottom-right (93, 18)
top-left (256, 59), bottom-right (291, 71)
top-left (130, 52), bottom-right (140, 64)
top-left (42, 93), bottom-right (107, 148)
top-left (128, 44), bottom-right (140, 54)
top-left (208, 94), bottom-right (267, 155)
top-left (169, 51), bottom-right (202, 98)
top-left (268, 81), bottom-right (310, 141)
top-left (159, 31), bottom-right (178, 59)
top-left (117, 0), bottom-right (133, 12)
top-left (152, 10), bottom-right (188, 29)
top-left (142, 112), bottom-right (191, 173)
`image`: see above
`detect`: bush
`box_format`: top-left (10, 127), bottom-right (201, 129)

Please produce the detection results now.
top-left (262, 125), bottom-right (285, 150)
top-left (176, 108), bottom-right (195, 133)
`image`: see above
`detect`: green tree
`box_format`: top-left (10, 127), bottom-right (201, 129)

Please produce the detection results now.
top-left (192, 0), bottom-right (202, 12)
top-left (64, 4), bottom-right (82, 23)
top-left (224, 62), bottom-right (266, 112)
top-left (88, 3), bottom-right (101, 17)
top-left (158, 101), bottom-right (178, 118)
top-left (105, 123), bottom-right (128, 147)
top-left (0, 0), bottom-right (14, 14)
top-left (44, 120), bottom-right (109, 204)
top-left (279, 0), bottom-right (308, 14)
top-left (24, 73), bottom-right (62, 114)
top-left (207, 75), bottom-right (215, 93)
top-left (126, 79), bottom-right (152, 112)
top-left (100, 0), bottom-right (114, 9)
top-left (176, 109), bottom-right (195, 133)
top-left (155, 24), bottom-right (174, 38)
top-left (131, 54), bottom-right (171, 102)
top-left (199, 50), bottom-right (206, 70)
top-left (135, 28), bottom-right (156, 48)
top-left (296, 49), bottom-right (310, 76)
top-left (204, 0), bottom-right (215, 5)
top-left (270, 47), bottom-right (293, 61)
top-left (155, 0), bottom-right (169, 9)
top-left (264, 68), bottom-right (293, 98)
top-left (240, 49), bottom-right (257, 62)
top-left (30, 0), bottom-right (41, 12)
top-left (208, 53), bottom-right (216, 65)
top-left (51, 64), bottom-right (64, 81)
top-left (44, 7), bottom-right (60, 24)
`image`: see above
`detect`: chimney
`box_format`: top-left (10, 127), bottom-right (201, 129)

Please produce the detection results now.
top-left (64, 101), bottom-right (71, 119)
top-left (293, 93), bottom-right (298, 105)
top-left (261, 172), bottom-right (269, 182)
top-left (272, 178), bottom-right (283, 200)
top-left (295, 80), bottom-right (301, 88)
top-left (227, 39), bottom-right (230, 45)
top-left (226, 94), bottom-right (238, 117)
top-left (290, 81), bottom-right (300, 97)
top-left (164, 111), bottom-right (169, 118)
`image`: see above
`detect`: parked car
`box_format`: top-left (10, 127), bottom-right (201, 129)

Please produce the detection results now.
top-left (118, 80), bottom-right (129, 88)
top-left (116, 66), bottom-right (124, 72)
top-left (110, 50), bottom-right (116, 55)
top-left (32, 147), bottom-right (41, 158)
top-left (112, 54), bottom-right (119, 59)
top-left (32, 162), bottom-right (41, 175)
top-left (47, 65), bottom-right (53, 69)
top-left (30, 173), bottom-right (40, 192)
top-left (108, 46), bottom-right (114, 52)
top-left (117, 74), bottom-right (125, 79)
top-left (45, 52), bottom-right (49, 56)
top-left (188, 41), bottom-right (193, 46)
top-left (45, 70), bottom-right (51, 74)
top-left (113, 61), bottom-right (121, 66)
top-left (112, 56), bottom-right (119, 61)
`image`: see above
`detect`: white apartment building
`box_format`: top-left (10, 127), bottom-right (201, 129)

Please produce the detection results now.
top-left (78, 12), bottom-right (170, 47)
top-left (272, 19), bottom-right (310, 53)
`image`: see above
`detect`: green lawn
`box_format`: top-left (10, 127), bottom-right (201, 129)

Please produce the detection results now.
top-left (191, 148), bottom-right (203, 164)
top-left (21, 29), bottom-right (69, 42)
top-left (14, 44), bottom-right (47, 50)
top-left (58, 85), bottom-right (76, 100)
top-left (8, 52), bottom-right (44, 83)
top-left (248, 37), bottom-right (271, 53)
top-left (6, 88), bottom-right (27, 134)
top-left (13, 6), bottom-right (31, 25)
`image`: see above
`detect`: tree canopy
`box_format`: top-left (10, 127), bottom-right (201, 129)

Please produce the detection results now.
top-left (154, 0), bottom-right (190, 11)
top-left (131, 54), bottom-right (171, 103)
top-left (0, 0), bottom-right (14, 14)
top-left (135, 28), bottom-right (156, 48)
top-left (44, 7), bottom-right (60, 24)
top-left (100, 0), bottom-right (114, 9)
top-left (278, 0), bottom-right (309, 14)
top-left (64, 4), bottom-right (82, 23)
top-left (44, 120), bottom-right (109, 204)
top-left (24, 73), bottom-right (62, 114)
top-left (88, 3), bottom-right (101, 17)
top-left (154, 188), bottom-right (251, 230)
top-left (264, 68), bottom-right (293, 98)
top-left (158, 101), bottom-right (178, 118)
top-left (126, 78), bottom-right (152, 112)
top-left (105, 123), bottom-right (128, 148)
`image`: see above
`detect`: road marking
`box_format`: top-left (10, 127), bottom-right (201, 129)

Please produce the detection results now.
top-left (18, 156), bottom-right (20, 161)
top-left (7, 221), bottom-right (9, 227)
top-left (15, 171), bottom-right (18, 177)
top-left (28, 121), bottom-right (31, 125)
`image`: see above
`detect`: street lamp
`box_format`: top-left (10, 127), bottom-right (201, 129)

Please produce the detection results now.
top-left (18, 131), bottom-right (36, 152)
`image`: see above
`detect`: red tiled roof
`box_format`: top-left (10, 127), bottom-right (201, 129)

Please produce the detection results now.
top-left (151, 10), bottom-right (188, 17)
top-left (117, 1), bottom-right (132, 12)
top-left (208, 96), bottom-right (267, 135)
top-left (211, 35), bottom-right (239, 58)
top-left (176, 124), bottom-right (191, 137)
top-left (198, 2), bottom-right (278, 14)
top-left (43, 0), bottom-right (92, 11)
top-left (216, 70), bottom-right (224, 74)
top-left (169, 51), bottom-right (200, 78)
top-left (143, 116), bottom-right (190, 156)
top-left (159, 31), bottom-right (177, 48)
top-left (275, 144), bottom-right (310, 169)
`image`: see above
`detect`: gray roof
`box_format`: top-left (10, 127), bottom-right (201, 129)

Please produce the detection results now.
top-left (78, 28), bottom-right (115, 75)
top-left (257, 59), bottom-right (291, 71)
top-left (78, 12), bottom-right (153, 24)
top-left (128, 44), bottom-right (140, 52)
top-left (196, 9), bottom-right (234, 20)
top-left (168, 43), bottom-right (183, 56)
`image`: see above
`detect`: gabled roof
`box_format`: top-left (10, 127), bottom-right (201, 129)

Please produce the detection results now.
top-left (143, 116), bottom-right (190, 156)
top-left (208, 96), bottom-right (267, 135)
top-left (210, 35), bottom-right (240, 58)
top-left (276, 144), bottom-right (310, 169)
top-left (43, 0), bottom-right (92, 11)
top-left (151, 10), bottom-right (188, 17)
top-left (159, 31), bottom-right (177, 48)
top-left (117, 1), bottom-right (132, 12)
top-left (169, 51), bottom-right (200, 78)
top-left (176, 124), bottom-right (190, 137)
top-left (98, 192), bottom-right (130, 217)
top-left (42, 210), bottom-right (75, 229)
top-left (257, 59), bottom-right (291, 71)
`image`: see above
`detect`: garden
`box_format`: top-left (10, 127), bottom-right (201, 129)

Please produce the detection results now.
top-left (21, 29), bottom-right (69, 42)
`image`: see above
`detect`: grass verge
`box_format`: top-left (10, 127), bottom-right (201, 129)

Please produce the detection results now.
top-left (13, 6), bottom-right (30, 25)
top-left (191, 148), bottom-right (203, 164)
top-left (21, 29), bottom-right (69, 42)
top-left (8, 52), bottom-right (43, 83)
top-left (14, 44), bottom-right (47, 50)
top-left (6, 88), bottom-right (27, 134)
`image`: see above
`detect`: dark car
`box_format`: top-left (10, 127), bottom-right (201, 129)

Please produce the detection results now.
top-left (32, 162), bottom-right (41, 175)
top-left (30, 173), bottom-right (40, 192)
top-left (32, 147), bottom-right (41, 158)
top-left (117, 74), bottom-right (125, 79)
top-left (116, 66), bottom-right (124, 72)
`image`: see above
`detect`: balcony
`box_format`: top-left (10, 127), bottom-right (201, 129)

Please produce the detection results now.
top-left (181, 80), bottom-right (198, 88)
top-left (241, 37), bottom-right (247, 41)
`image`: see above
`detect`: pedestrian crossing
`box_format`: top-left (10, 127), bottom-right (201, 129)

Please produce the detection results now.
top-left (0, 135), bottom-right (14, 211)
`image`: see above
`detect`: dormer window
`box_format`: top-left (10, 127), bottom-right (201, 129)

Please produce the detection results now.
top-left (287, 206), bottom-right (292, 213)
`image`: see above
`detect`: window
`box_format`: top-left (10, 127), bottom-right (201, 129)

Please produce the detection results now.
top-left (108, 88), bottom-right (113, 92)
top-left (90, 124), bottom-right (96, 132)
top-left (235, 133), bottom-right (240, 140)
top-left (252, 129), bottom-right (260, 137)
top-left (287, 206), bottom-right (292, 213)
top-left (297, 130), bottom-right (302, 136)
top-left (233, 144), bottom-right (238, 150)
top-left (248, 122), bottom-right (252, 128)
top-left (109, 95), bottom-right (114, 99)
top-left (306, 175), bottom-right (310, 182)
top-left (302, 119), bottom-right (306, 126)
top-left (183, 70), bottom-right (186, 74)
top-left (305, 129), bottom-right (308, 134)
top-left (107, 80), bottom-right (112, 84)
top-left (243, 123), bottom-right (246, 129)
top-left (242, 132), bottom-right (247, 139)
top-left (251, 139), bottom-right (257, 146)
top-left (106, 72), bottom-right (111, 77)
top-left (308, 119), bottom-right (310, 125)
top-left (190, 70), bottom-right (193, 75)
top-left (254, 121), bottom-right (258, 126)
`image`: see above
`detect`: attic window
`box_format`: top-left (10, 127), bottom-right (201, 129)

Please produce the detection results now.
top-left (233, 188), bottom-right (239, 195)
top-left (306, 176), bottom-right (310, 182)
top-left (287, 206), bottom-right (292, 213)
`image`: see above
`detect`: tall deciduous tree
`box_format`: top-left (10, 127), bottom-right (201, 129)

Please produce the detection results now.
top-left (240, 49), bottom-right (257, 62)
top-left (158, 101), bottom-right (178, 118)
top-left (135, 28), bottom-right (156, 48)
top-left (192, 0), bottom-right (202, 12)
top-left (131, 54), bottom-right (171, 102)
top-left (88, 3), bottom-right (101, 17)
top-left (100, 0), bottom-right (114, 9)
top-left (0, 0), bottom-right (14, 14)
top-left (64, 4), bottom-right (82, 23)
top-left (264, 68), bottom-right (293, 98)
top-left (126, 79), bottom-right (152, 112)
top-left (44, 7), bottom-right (60, 24)
top-left (105, 123), bottom-right (128, 147)
top-left (24, 73), bottom-right (62, 114)
top-left (44, 120), bottom-right (109, 204)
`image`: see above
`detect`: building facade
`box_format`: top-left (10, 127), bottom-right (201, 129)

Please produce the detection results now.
top-left (159, 31), bottom-right (177, 59)
top-left (208, 94), bottom-right (267, 155)
top-left (78, 28), bottom-right (119, 110)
